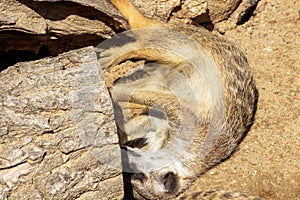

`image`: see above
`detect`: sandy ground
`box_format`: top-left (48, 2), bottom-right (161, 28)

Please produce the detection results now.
top-left (181, 0), bottom-right (300, 199)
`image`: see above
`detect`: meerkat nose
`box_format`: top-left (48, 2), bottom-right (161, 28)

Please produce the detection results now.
top-left (132, 172), bottom-right (146, 183)
top-left (161, 172), bottom-right (178, 194)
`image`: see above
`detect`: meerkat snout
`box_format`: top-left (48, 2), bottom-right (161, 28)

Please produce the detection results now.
top-left (131, 170), bottom-right (180, 198)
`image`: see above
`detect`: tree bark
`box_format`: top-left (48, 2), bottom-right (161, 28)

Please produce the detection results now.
top-left (0, 46), bottom-right (123, 200)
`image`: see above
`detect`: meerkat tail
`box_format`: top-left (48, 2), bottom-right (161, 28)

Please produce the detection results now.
top-left (108, 0), bottom-right (162, 28)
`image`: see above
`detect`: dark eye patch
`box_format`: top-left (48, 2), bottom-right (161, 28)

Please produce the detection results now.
top-left (124, 138), bottom-right (147, 149)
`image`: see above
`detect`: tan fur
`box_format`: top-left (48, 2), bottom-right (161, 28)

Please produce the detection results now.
top-left (102, 0), bottom-right (258, 199)
top-left (109, 0), bottom-right (161, 29)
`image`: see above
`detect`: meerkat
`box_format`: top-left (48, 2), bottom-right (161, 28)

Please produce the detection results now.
top-left (98, 0), bottom-right (258, 199)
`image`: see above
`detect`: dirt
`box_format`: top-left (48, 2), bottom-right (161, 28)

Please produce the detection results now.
top-left (181, 0), bottom-right (300, 199)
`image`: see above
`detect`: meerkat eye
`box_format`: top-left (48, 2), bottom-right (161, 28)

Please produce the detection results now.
top-left (161, 172), bottom-right (178, 194)
top-left (124, 138), bottom-right (148, 148)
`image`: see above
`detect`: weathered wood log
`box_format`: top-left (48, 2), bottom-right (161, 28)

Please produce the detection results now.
top-left (0, 46), bottom-right (123, 199)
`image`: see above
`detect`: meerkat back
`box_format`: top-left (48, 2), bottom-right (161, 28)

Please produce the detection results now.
top-left (99, 0), bottom-right (258, 199)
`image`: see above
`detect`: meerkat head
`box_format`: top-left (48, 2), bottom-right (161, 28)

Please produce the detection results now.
top-left (122, 143), bottom-right (200, 199)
